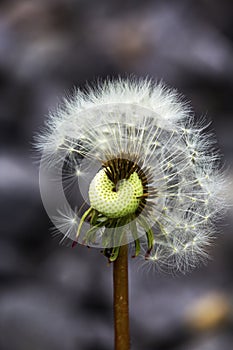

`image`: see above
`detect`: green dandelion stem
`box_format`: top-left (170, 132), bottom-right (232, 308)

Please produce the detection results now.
top-left (130, 221), bottom-right (141, 257)
top-left (90, 208), bottom-right (98, 225)
top-left (109, 246), bottom-right (120, 262)
top-left (109, 225), bottom-right (125, 262)
top-left (138, 216), bottom-right (154, 252)
top-left (83, 220), bottom-right (107, 245)
top-left (133, 238), bottom-right (141, 258)
top-left (76, 207), bottom-right (93, 240)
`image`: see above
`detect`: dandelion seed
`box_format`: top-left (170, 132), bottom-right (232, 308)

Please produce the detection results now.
top-left (37, 78), bottom-right (225, 272)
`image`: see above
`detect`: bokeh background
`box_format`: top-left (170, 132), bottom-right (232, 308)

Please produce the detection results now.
top-left (0, 0), bottom-right (233, 349)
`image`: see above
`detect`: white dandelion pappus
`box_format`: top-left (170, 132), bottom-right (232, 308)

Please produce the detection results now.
top-left (37, 78), bottom-right (225, 272)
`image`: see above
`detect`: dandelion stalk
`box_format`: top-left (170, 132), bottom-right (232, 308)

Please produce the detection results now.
top-left (113, 244), bottom-right (130, 350)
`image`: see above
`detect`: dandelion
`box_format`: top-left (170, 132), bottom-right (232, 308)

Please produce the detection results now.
top-left (37, 78), bottom-right (225, 349)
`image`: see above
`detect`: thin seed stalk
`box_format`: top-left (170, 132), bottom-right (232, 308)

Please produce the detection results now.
top-left (113, 244), bottom-right (130, 350)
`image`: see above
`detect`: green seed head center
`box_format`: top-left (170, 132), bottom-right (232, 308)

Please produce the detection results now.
top-left (89, 169), bottom-right (143, 218)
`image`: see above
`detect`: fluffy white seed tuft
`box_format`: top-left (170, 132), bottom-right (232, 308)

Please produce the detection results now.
top-left (37, 78), bottom-right (226, 273)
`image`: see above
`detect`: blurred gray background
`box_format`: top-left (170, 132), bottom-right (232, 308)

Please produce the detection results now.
top-left (0, 0), bottom-right (233, 349)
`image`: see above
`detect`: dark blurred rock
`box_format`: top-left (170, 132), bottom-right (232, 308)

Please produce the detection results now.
top-left (178, 331), bottom-right (233, 350)
top-left (0, 282), bottom-right (113, 350)
top-left (0, 284), bottom-right (76, 350)
top-left (39, 246), bottom-right (112, 310)
top-left (0, 239), bottom-right (31, 278)
top-left (0, 152), bottom-right (47, 240)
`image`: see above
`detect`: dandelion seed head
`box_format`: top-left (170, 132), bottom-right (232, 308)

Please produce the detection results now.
top-left (89, 169), bottom-right (143, 219)
top-left (37, 77), bottom-right (226, 272)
